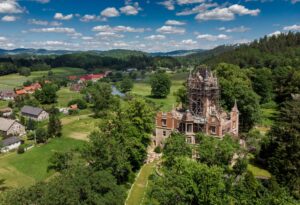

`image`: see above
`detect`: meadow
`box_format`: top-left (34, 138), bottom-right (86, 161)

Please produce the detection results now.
top-left (131, 72), bottom-right (188, 111)
top-left (0, 137), bottom-right (86, 188)
top-left (0, 67), bottom-right (86, 89)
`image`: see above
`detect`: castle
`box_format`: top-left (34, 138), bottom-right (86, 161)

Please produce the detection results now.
top-left (154, 67), bottom-right (239, 146)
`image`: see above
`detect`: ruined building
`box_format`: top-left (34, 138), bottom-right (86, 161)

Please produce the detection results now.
top-left (155, 67), bottom-right (239, 146)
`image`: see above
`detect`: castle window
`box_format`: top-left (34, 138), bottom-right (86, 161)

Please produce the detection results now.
top-left (163, 131), bottom-right (167, 136)
top-left (162, 119), bottom-right (167, 127)
top-left (210, 126), bottom-right (216, 134)
top-left (187, 124), bottom-right (193, 133)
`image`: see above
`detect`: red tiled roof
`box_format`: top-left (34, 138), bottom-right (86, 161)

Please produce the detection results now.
top-left (16, 89), bottom-right (26, 95)
top-left (80, 74), bottom-right (105, 81)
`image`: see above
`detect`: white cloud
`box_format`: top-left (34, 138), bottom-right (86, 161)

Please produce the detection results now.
top-left (181, 39), bottom-right (197, 45)
top-left (291, 0), bottom-right (300, 3)
top-left (283, 24), bottom-right (300, 31)
top-left (28, 19), bottom-right (48, 26)
top-left (54, 13), bottom-right (73, 20)
top-left (120, 5), bottom-right (140, 15)
top-left (145, 35), bottom-right (166, 40)
top-left (96, 32), bottom-right (124, 38)
top-left (268, 31), bottom-right (281, 37)
top-left (82, 36), bottom-right (94, 40)
top-left (195, 4), bottom-right (260, 21)
top-left (30, 27), bottom-right (76, 33)
top-left (0, 36), bottom-right (7, 41)
top-left (165, 20), bottom-right (185, 26)
top-left (156, 26), bottom-right (185, 34)
top-left (34, 0), bottom-right (50, 3)
top-left (1, 15), bottom-right (17, 22)
top-left (80, 14), bottom-right (97, 22)
top-left (101, 7), bottom-right (120, 18)
top-left (158, 0), bottom-right (175, 10)
top-left (219, 26), bottom-right (250, 33)
top-left (0, 0), bottom-right (24, 14)
top-left (196, 34), bottom-right (230, 41)
top-left (177, 0), bottom-right (204, 5)
top-left (176, 3), bottom-right (217, 16)
top-left (92, 25), bottom-right (144, 33)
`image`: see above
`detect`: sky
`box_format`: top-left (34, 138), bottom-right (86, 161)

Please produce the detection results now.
top-left (0, 0), bottom-right (299, 52)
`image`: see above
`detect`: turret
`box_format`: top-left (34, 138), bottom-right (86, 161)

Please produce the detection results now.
top-left (230, 100), bottom-right (239, 137)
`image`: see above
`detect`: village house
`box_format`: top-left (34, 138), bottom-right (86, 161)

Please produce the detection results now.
top-left (21, 105), bottom-right (49, 121)
top-left (70, 83), bottom-right (85, 92)
top-left (0, 136), bottom-right (22, 153)
top-left (0, 89), bottom-right (16, 100)
top-left (23, 83), bottom-right (41, 94)
top-left (78, 74), bottom-right (105, 83)
top-left (0, 108), bottom-right (13, 118)
top-left (154, 67), bottom-right (239, 146)
top-left (0, 117), bottom-right (26, 137)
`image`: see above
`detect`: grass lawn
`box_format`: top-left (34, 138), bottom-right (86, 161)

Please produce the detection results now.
top-left (132, 72), bottom-right (188, 111)
top-left (0, 67), bottom-right (85, 89)
top-left (56, 87), bottom-right (84, 107)
top-left (126, 161), bottom-right (156, 205)
top-left (0, 100), bottom-right (8, 109)
top-left (248, 163), bottom-right (271, 179)
top-left (61, 112), bottom-right (100, 141)
top-left (0, 137), bottom-right (85, 188)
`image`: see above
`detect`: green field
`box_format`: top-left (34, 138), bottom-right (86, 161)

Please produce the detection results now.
top-left (56, 87), bottom-right (84, 108)
top-left (0, 67), bottom-right (86, 89)
top-left (0, 137), bottom-right (85, 188)
top-left (61, 111), bottom-right (99, 141)
top-left (132, 72), bottom-right (188, 111)
top-left (0, 100), bottom-right (8, 109)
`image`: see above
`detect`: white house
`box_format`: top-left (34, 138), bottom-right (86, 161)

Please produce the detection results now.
top-left (0, 136), bottom-right (21, 153)
top-left (0, 117), bottom-right (26, 137)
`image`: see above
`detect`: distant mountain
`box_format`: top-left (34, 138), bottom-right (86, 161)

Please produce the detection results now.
top-left (0, 48), bottom-right (149, 59)
top-left (151, 49), bottom-right (206, 57)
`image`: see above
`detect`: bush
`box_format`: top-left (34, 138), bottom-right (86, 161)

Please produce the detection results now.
top-left (68, 99), bottom-right (87, 109)
top-left (17, 145), bottom-right (25, 154)
top-left (154, 146), bottom-right (162, 153)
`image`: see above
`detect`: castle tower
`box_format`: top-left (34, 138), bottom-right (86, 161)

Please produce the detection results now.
top-left (230, 100), bottom-right (239, 137)
top-left (187, 66), bottom-right (220, 118)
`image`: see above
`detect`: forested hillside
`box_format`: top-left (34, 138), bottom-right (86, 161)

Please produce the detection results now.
top-left (201, 32), bottom-right (300, 68)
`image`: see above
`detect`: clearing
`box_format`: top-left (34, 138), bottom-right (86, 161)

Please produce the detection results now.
top-left (0, 137), bottom-right (85, 188)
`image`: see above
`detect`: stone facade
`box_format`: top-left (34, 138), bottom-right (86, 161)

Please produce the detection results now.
top-left (0, 117), bottom-right (26, 137)
top-left (154, 67), bottom-right (239, 146)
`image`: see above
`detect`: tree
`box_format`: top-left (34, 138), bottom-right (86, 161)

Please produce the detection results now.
top-left (260, 100), bottom-right (300, 198)
top-left (18, 67), bottom-right (31, 76)
top-left (48, 152), bottom-right (73, 172)
top-left (216, 63), bottom-right (261, 131)
top-left (174, 84), bottom-right (188, 109)
top-left (119, 77), bottom-right (133, 93)
top-left (48, 108), bottom-right (62, 138)
top-left (250, 67), bottom-right (273, 104)
top-left (163, 133), bottom-right (191, 167)
top-left (67, 99), bottom-right (87, 109)
top-left (87, 82), bottom-right (119, 117)
top-left (150, 72), bottom-right (171, 98)
top-left (26, 118), bottom-right (37, 131)
top-left (196, 134), bottom-right (240, 167)
top-left (35, 127), bottom-right (48, 143)
top-left (34, 84), bottom-right (58, 104)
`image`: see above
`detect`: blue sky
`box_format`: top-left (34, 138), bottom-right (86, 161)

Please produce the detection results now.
top-left (0, 0), bottom-right (299, 51)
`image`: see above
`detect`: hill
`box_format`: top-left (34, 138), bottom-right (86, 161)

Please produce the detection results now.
top-left (151, 49), bottom-right (206, 57)
top-left (201, 32), bottom-right (300, 69)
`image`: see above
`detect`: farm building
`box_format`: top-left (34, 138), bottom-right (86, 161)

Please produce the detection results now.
top-left (21, 105), bottom-right (49, 121)
top-left (0, 117), bottom-right (26, 137)
top-left (0, 136), bottom-right (21, 153)
top-left (0, 89), bottom-right (16, 100)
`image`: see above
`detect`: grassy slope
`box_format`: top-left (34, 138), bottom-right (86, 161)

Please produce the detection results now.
top-left (0, 137), bottom-right (85, 188)
top-left (131, 72), bottom-right (188, 111)
top-left (126, 161), bottom-right (156, 205)
top-left (0, 67), bottom-right (86, 89)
